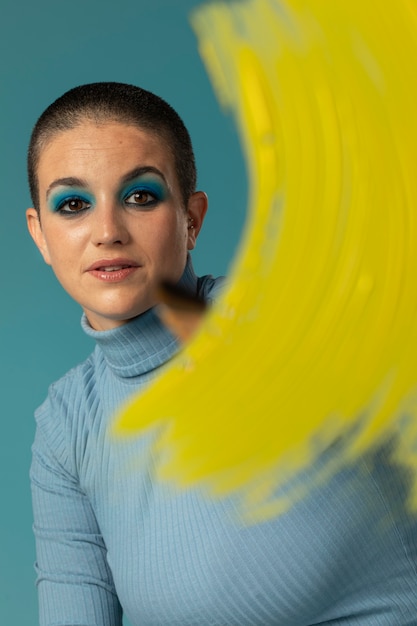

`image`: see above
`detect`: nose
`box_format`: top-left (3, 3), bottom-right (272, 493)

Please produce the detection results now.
top-left (91, 203), bottom-right (129, 246)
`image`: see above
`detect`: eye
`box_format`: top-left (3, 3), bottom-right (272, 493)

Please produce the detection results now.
top-left (125, 189), bottom-right (158, 207)
top-left (55, 196), bottom-right (91, 214)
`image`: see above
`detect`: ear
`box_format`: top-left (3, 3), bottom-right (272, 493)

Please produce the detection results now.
top-left (186, 191), bottom-right (208, 250)
top-left (26, 208), bottom-right (52, 266)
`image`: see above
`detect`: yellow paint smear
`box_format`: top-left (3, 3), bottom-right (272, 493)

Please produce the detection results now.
top-left (114, 0), bottom-right (417, 520)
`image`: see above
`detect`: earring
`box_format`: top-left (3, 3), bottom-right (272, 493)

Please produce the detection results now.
top-left (188, 218), bottom-right (195, 230)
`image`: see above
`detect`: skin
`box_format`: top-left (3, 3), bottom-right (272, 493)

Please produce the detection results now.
top-left (27, 121), bottom-right (208, 331)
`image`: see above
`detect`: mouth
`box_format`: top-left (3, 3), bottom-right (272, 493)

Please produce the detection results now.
top-left (95, 264), bottom-right (134, 272)
top-left (86, 259), bottom-right (141, 282)
top-left (87, 258), bottom-right (140, 272)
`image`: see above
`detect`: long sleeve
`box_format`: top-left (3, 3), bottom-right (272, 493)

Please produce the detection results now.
top-left (29, 263), bottom-right (232, 625)
top-left (30, 264), bottom-right (417, 625)
top-left (31, 405), bottom-right (122, 626)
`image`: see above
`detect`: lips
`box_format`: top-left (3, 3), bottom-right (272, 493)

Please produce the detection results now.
top-left (98, 265), bottom-right (130, 272)
top-left (87, 258), bottom-right (140, 272)
top-left (86, 258), bottom-right (141, 282)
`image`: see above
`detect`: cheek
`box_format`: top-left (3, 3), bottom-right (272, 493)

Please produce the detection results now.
top-left (151, 217), bottom-right (189, 275)
top-left (42, 224), bottom-right (83, 269)
top-left (169, 217), bottom-right (189, 255)
top-left (148, 212), bottom-right (188, 249)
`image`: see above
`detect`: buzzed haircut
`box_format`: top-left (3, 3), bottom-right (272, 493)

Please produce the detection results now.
top-left (27, 82), bottom-right (197, 213)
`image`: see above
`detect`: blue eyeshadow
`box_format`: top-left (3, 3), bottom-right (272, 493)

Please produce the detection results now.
top-left (122, 177), bottom-right (167, 201)
top-left (48, 188), bottom-right (94, 212)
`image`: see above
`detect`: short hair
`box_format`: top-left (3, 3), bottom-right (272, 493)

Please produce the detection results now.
top-left (27, 82), bottom-right (197, 212)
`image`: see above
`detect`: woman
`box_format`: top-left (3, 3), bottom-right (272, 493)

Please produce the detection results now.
top-left (27, 83), bottom-right (417, 625)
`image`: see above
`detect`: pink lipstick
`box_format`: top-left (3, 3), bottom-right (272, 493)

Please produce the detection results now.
top-left (86, 258), bottom-right (140, 282)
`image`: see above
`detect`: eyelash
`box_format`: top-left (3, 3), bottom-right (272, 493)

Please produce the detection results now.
top-left (54, 196), bottom-right (92, 215)
top-left (124, 188), bottom-right (160, 208)
top-left (53, 185), bottom-right (162, 215)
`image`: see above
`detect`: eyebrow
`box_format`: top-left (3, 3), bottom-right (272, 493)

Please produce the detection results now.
top-left (46, 177), bottom-right (88, 200)
top-left (119, 166), bottom-right (167, 187)
top-left (46, 166), bottom-right (168, 200)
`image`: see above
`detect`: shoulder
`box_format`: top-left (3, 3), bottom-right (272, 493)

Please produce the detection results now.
top-left (33, 347), bottom-right (105, 444)
top-left (37, 351), bottom-right (96, 411)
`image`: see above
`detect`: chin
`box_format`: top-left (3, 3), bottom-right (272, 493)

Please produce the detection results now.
top-left (106, 304), bottom-right (155, 324)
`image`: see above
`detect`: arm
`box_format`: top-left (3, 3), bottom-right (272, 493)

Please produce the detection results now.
top-left (31, 417), bottom-right (122, 626)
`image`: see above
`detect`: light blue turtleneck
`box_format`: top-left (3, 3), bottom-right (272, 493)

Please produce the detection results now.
top-left (30, 259), bottom-right (417, 625)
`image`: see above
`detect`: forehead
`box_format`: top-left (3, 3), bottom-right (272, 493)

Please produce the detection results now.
top-left (37, 121), bottom-right (176, 184)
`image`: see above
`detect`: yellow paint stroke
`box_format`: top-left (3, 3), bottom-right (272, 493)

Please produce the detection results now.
top-left (114, 0), bottom-right (417, 521)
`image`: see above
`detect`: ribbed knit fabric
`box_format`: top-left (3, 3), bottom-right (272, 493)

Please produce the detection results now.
top-left (31, 259), bottom-right (417, 625)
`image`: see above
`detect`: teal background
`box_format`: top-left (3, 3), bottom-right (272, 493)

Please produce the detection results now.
top-left (0, 0), bottom-right (246, 623)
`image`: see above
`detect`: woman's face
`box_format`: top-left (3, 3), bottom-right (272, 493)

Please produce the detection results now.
top-left (27, 121), bottom-right (207, 331)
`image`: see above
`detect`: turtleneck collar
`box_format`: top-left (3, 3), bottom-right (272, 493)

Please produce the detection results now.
top-left (81, 255), bottom-right (198, 378)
